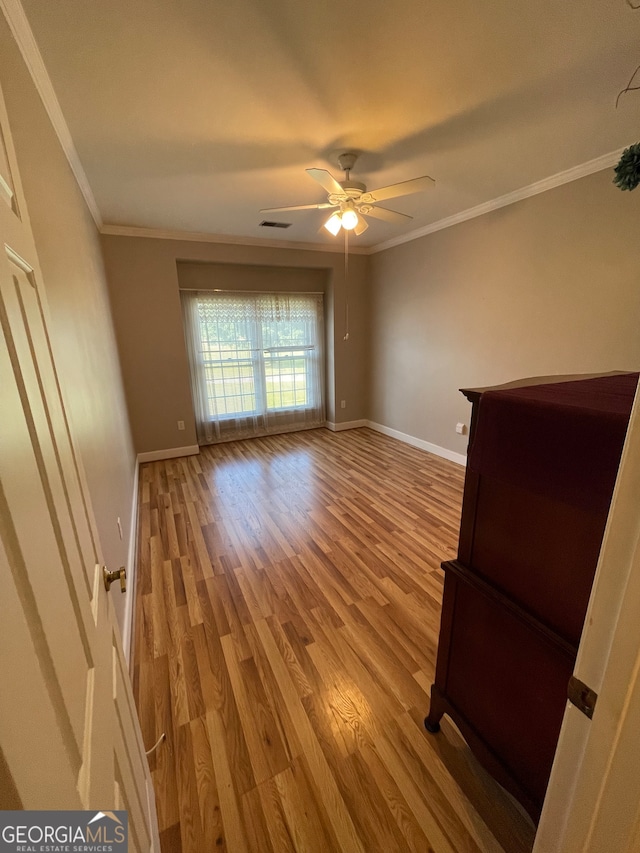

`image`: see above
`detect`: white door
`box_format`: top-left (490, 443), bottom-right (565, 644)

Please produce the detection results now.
top-left (0, 78), bottom-right (159, 851)
top-left (535, 382), bottom-right (640, 851)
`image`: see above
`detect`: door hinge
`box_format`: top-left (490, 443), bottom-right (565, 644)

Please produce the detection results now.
top-left (568, 675), bottom-right (598, 720)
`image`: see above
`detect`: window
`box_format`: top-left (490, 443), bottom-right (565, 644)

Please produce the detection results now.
top-left (181, 290), bottom-right (325, 444)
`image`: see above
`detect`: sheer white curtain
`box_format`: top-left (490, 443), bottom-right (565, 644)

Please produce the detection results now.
top-left (181, 290), bottom-right (325, 444)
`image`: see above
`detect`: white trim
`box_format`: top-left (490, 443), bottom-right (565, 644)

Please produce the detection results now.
top-left (100, 223), bottom-right (369, 255)
top-left (136, 444), bottom-right (200, 463)
top-left (147, 777), bottom-right (161, 853)
top-left (371, 147), bottom-right (631, 253)
top-left (122, 456), bottom-right (139, 667)
top-left (367, 420), bottom-right (467, 466)
top-left (0, 172), bottom-right (14, 207)
top-left (325, 419), bottom-right (368, 431)
top-left (0, 0), bottom-right (103, 228)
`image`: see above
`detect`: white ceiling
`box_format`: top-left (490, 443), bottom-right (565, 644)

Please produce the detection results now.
top-left (19, 0), bottom-right (640, 248)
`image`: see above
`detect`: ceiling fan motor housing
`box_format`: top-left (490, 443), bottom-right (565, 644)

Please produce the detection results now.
top-left (328, 182), bottom-right (366, 206)
top-left (341, 181), bottom-right (366, 195)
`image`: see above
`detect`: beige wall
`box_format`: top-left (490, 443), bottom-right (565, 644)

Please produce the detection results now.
top-left (0, 16), bottom-right (135, 630)
top-left (101, 236), bottom-right (369, 454)
top-left (369, 168), bottom-right (640, 457)
top-left (100, 168), bottom-right (640, 466)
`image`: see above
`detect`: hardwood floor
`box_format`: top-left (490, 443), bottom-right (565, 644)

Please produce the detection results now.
top-left (132, 427), bottom-right (535, 853)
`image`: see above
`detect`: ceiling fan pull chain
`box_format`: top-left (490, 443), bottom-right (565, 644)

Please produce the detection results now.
top-left (344, 229), bottom-right (350, 341)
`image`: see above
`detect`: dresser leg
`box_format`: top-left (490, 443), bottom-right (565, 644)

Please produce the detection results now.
top-left (425, 686), bottom-right (444, 734)
top-left (424, 715), bottom-right (441, 733)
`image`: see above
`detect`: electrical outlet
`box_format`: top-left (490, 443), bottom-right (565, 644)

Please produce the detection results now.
top-left (117, 517), bottom-right (123, 540)
top-left (341, 400), bottom-right (346, 409)
top-left (177, 420), bottom-right (185, 431)
top-left (456, 422), bottom-right (467, 435)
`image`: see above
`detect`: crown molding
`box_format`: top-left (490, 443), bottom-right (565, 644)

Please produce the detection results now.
top-left (0, 0), bottom-right (102, 228)
top-left (99, 223), bottom-right (370, 254)
top-left (371, 147), bottom-right (630, 253)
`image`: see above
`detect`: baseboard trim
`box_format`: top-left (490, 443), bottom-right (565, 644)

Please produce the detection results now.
top-left (325, 419), bottom-right (368, 432)
top-left (121, 455), bottom-right (140, 667)
top-left (137, 444), bottom-right (200, 463)
top-left (366, 421), bottom-right (467, 466)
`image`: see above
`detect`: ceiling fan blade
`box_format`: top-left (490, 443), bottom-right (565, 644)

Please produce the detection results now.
top-left (354, 217), bottom-right (369, 235)
top-left (260, 202), bottom-right (335, 212)
top-left (366, 175), bottom-right (435, 202)
top-left (364, 206), bottom-right (413, 224)
top-left (306, 168), bottom-right (345, 195)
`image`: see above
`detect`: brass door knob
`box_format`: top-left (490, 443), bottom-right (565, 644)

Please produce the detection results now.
top-left (103, 566), bottom-right (127, 593)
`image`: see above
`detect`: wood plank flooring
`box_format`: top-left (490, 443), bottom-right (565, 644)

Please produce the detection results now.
top-left (132, 427), bottom-right (535, 853)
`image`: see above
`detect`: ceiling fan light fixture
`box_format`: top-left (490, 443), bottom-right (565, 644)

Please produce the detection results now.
top-left (341, 208), bottom-right (359, 231)
top-left (324, 212), bottom-right (342, 236)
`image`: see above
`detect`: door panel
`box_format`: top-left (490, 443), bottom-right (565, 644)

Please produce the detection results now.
top-left (1, 256), bottom-right (94, 751)
top-left (8, 252), bottom-right (98, 583)
top-left (0, 536), bottom-right (80, 807)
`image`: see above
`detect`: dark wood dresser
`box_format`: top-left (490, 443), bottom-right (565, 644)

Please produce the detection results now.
top-left (425, 371), bottom-right (638, 820)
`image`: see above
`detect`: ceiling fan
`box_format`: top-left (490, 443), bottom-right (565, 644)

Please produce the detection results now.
top-left (260, 152), bottom-right (435, 236)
